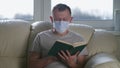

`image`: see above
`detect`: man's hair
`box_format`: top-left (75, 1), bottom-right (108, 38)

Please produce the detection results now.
top-left (52, 3), bottom-right (71, 15)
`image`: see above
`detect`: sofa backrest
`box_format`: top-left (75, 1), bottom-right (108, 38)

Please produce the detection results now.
top-left (87, 30), bottom-right (119, 56)
top-left (0, 20), bottom-right (30, 68)
top-left (0, 20), bottom-right (30, 57)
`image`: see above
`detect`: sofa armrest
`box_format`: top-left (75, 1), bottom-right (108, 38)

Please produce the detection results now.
top-left (85, 53), bottom-right (120, 68)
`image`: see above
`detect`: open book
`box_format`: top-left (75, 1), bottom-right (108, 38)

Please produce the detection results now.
top-left (48, 40), bottom-right (86, 56)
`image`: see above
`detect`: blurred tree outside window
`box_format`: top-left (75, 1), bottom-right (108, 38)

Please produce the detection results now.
top-left (51, 0), bottom-right (113, 21)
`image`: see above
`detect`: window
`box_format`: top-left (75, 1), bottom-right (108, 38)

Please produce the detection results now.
top-left (51, 0), bottom-right (113, 21)
top-left (34, 0), bottom-right (114, 31)
top-left (0, 0), bottom-right (33, 21)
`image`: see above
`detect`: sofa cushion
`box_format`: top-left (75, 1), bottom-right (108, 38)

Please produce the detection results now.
top-left (0, 20), bottom-right (30, 57)
top-left (69, 24), bottom-right (95, 45)
top-left (0, 57), bottom-right (26, 68)
top-left (87, 30), bottom-right (118, 56)
top-left (85, 53), bottom-right (120, 68)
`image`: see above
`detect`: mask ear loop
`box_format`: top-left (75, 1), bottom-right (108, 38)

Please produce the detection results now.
top-left (52, 19), bottom-right (55, 28)
top-left (52, 19), bottom-right (56, 33)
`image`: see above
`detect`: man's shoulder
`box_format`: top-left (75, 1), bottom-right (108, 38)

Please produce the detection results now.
top-left (37, 29), bottom-right (52, 36)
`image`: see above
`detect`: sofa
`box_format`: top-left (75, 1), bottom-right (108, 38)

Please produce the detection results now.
top-left (0, 20), bottom-right (120, 68)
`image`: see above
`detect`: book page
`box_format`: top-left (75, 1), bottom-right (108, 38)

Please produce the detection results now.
top-left (73, 41), bottom-right (87, 47)
top-left (57, 40), bottom-right (72, 45)
top-left (57, 39), bottom-right (86, 47)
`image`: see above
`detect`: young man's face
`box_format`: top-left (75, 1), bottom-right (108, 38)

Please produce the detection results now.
top-left (50, 9), bottom-right (72, 23)
top-left (50, 9), bottom-right (73, 34)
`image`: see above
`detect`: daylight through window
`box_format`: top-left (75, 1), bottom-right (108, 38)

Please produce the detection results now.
top-left (51, 0), bottom-right (113, 21)
top-left (0, 0), bottom-right (33, 21)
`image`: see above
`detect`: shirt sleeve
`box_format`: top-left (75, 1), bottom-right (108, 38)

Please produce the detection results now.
top-left (31, 33), bottom-right (42, 53)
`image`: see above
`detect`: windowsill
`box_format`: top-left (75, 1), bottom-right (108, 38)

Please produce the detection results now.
top-left (108, 31), bottom-right (120, 37)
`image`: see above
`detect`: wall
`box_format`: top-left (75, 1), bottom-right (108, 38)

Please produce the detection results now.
top-left (113, 0), bottom-right (120, 46)
top-left (114, 0), bottom-right (120, 31)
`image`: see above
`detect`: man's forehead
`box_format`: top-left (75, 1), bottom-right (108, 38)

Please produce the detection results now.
top-left (53, 14), bottom-right (71, 19)
top-left (53, 9), bottom-right (70, 15)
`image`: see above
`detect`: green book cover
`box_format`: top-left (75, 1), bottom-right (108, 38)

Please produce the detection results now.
top-left (48, 40), bottom-right (86, 56)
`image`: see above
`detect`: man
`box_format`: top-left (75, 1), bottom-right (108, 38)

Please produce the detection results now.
top-left (29, 3), bottom-right (87, 68)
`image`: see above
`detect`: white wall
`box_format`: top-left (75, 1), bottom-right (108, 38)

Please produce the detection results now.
top-left (113, 0), bottom-right (120, 53)
top-left (114, 0), bottom-right (120, 10)
top-left (114, 0), bottom-right (120, 31)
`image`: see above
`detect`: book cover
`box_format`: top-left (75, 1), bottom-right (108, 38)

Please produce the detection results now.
top-left (48, 40), bottom-right (86, 56)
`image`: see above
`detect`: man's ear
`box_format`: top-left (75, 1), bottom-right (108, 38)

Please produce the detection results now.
top-left (50, 16), bottom-right (53, 23)
top-left (70, 17), bottom-right (73, 23)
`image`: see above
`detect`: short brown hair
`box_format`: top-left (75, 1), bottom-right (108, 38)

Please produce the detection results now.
top-left (52, 3), bottom-right (71, 15)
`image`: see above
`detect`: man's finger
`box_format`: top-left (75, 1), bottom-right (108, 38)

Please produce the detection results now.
top-left (75, 51), bottom-right (80, 56)
top-left (58, 52), bottom-right (65, 60)
top-left (66, 50), bottom-right (71, 56)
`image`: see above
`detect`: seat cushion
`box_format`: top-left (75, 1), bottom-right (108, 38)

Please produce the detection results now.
top-left (85, 53), bottom-right (120, 68)
top-left (0, 57), bottom-right (26, 68)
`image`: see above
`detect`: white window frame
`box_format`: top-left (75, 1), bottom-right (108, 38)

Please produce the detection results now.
top-left (34, 0), bottom-right (51, 21)
top-left (34, 0), bottom-right (116, 31)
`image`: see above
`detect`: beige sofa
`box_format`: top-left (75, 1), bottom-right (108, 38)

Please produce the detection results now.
top-left (0, 20), bottom-right (120, 68)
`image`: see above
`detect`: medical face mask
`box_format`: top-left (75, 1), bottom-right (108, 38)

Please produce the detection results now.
top-left (53, 21), bottom-right (69, 33)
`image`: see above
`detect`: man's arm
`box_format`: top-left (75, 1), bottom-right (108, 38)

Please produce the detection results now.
top-left (28, 51), bottom-right (57, 68)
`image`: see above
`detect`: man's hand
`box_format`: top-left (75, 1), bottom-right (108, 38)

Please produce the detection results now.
top-left (58, 50), bottom-right (80, 68)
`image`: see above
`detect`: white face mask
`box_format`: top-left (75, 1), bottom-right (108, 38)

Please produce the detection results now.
top-left (53, 21), bottom-right (69, 33)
